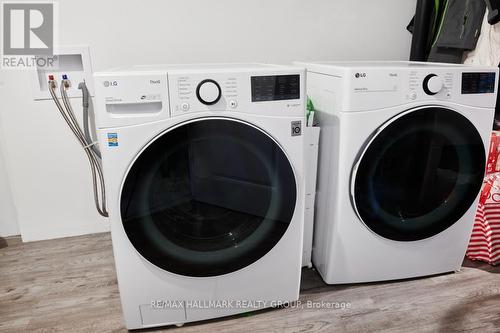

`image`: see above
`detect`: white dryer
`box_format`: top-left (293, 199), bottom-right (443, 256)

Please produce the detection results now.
top-left (295, 61), bottom-right (498, 284)
top-left (93, 64), bottom-right (305, 329)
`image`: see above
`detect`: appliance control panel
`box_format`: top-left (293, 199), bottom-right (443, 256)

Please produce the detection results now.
top-left (461, 72), bottom-right (496, 94)
top-left (343, 67), bottom-right (498, 111)
top-left (250, 74), bottom-right (300, 102)
top-left (170, 74), bottom-right (239, 114)
top-left (168, 70), bottom-right (304, 117)
top-left (408, 70), bottom-right (454, 100)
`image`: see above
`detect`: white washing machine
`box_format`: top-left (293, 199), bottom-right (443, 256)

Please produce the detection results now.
top-left (295, 61), bottom-right (498, 284)
top-left (93, 64), bottom-right (306, 329)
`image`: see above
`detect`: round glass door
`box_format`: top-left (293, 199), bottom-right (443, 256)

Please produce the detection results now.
top-left (353, 107), bottom-right (485, 241)
top-left (120, 118), bottom-right (297, 277)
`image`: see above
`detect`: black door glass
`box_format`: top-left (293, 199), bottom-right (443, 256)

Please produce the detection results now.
top-left (354, 107), bottom-right (485, 241)
top-left (120, 119), bottom-right (297, 276)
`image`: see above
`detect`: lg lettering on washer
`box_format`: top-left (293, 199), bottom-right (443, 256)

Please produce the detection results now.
top-left (103, 80), bottom-right (117, 87)
top-left (103, 80), bottom-right (160, 86)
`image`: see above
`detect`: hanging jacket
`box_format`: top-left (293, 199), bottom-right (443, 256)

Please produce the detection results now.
top-left (408, 0), bottom-right (448, 61)
top-left (428, 0), bottom-right (486, 63)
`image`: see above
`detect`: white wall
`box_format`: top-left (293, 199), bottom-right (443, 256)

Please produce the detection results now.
top-left (0, 0), bottom-right (416, 241)
top-left (0, 142), bottom-right (18, 237)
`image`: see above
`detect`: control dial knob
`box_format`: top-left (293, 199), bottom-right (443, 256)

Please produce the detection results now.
top-left (423, 74), bottom-right (443, 95)
top-left (196, 79), bottom-right (222, 105)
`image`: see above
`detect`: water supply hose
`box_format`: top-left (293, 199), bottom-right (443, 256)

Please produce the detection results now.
top-left (48, 80), bottom-right (109, 217)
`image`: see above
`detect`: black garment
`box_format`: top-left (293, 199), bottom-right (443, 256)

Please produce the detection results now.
top-left (409, 0), bottom-right (448, 61)
top-left (427, 46), bottom-right (465, 63)
top-left (428, 0), bottom-right (486, 63)
top-left (495, 62), bottom-right (500, 130)
top-left (485, 0), bottom-right (500, 24)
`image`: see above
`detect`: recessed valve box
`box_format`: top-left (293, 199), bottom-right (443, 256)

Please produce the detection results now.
top-left (31, 45), bottom-right (93, 100)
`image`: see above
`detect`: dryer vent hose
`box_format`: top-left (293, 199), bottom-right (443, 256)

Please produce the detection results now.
top-left (48, 80), bottom-right (109, 218)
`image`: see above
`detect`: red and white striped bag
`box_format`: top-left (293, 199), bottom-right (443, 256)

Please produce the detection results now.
top-left (467, 173), bottom-right (500, 265)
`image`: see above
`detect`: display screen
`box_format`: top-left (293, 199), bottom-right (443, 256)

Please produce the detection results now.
top-left (461, 72), bottom-right (496, 94)
top-left (251, 75), bottom-right (300, 102)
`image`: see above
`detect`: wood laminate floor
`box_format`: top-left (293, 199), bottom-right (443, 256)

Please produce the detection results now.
top-left (0, 232), bottom-right (499, 332)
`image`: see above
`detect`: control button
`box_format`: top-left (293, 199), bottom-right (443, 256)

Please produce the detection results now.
top-left (423, 74), bottom-right (443, 95)
top-left (196, 79), bottom-right (221, 105)
top-left (181, 103), bottom-right (190, 111)
top-left (229, 100), bottom-right (238, 109)
top-left (409, 91), bottom-right (417, 100)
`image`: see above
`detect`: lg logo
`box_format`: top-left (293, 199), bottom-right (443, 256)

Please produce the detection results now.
top-left (103, 80), bottom-right (117, 87)
top-left (355, 73), bottom-right (367, 78)
top-left (2, 2), bottom-right (55, 55)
